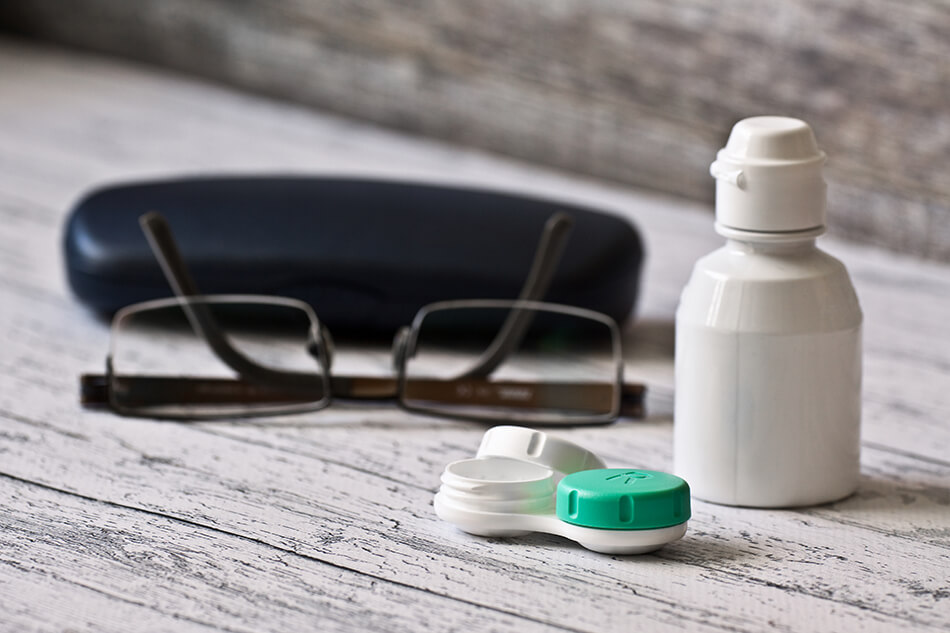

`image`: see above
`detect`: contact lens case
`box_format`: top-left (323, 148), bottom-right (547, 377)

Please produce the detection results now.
top-left (434, 426), bottom-right (690, 554)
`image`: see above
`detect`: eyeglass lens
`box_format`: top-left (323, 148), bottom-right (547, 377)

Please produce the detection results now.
top-left (109, 298), bottom-right (329, 418)
top-left (401, 304), bottom-right (620, 423)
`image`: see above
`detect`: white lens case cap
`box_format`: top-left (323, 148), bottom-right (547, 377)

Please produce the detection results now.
top-left (435, 426), bottom-right (690, 555)
top-left (476, 425), bottom-right (606, 474)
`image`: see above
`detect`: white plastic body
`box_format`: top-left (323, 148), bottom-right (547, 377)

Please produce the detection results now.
top-left (434, 489), bottom-right (687, 555)
top-left (674, 235), bottom-right (862, 507)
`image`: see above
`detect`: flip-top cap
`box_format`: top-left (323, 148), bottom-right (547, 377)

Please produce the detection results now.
top-left (476, 426), bottom-right (606, 475)
top-left (710, 116), bottom-right (827, 234)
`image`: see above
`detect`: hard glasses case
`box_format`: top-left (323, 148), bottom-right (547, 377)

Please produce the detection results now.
top-left (63, 177), bottom-right (643, 333)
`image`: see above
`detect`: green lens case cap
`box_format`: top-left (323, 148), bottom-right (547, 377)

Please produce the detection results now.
top-left (556, 469), bottom-right (691, 530)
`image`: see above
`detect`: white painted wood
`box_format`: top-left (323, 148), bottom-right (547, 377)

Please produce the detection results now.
top-left (0, 476), bottom-right (560, 633)
top-left (0, 38), bottom-right (948, 632)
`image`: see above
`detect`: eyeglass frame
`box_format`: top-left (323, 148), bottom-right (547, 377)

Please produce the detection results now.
top-left (82, 294), bottom-right (637, 423)
top-left (80, 211), bottom-right (646, 424)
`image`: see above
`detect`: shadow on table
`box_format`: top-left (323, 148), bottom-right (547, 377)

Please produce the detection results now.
top-left (622, 318), bottom-right (675, 360)
top-left (185, 407), bottom-right (477, 431)
top-left (651, 528), bottom-right (761, 565)
top-left (806, 473), bottom-right (950, 544)
top-left (621, 318), bottom-right (676, 422)
top-left (485, 527), bottom-right (756, 564)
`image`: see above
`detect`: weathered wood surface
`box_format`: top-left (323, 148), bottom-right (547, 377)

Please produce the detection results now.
top-left (1, 0), bottom-right (949, 262)
top-left (0, 40), bottom-right (948, 632)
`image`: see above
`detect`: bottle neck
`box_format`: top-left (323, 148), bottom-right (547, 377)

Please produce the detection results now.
top-left (716, 222), bottom-right (822, 254)
top-left (725, 237), bottom-right (817, 255)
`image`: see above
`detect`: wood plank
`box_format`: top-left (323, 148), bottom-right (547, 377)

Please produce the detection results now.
top-left (1, 39), bottom-right (949, 632)
top-left (0, 476), bottom-right (569, 633)
top-left (1, 401), bottom-right (949, 632)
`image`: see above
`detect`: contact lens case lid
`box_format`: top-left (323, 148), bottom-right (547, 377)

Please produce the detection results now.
top-left (556, 469), bottom-right (690, 530)
top-left (476, 425), bottom-right (606, 475)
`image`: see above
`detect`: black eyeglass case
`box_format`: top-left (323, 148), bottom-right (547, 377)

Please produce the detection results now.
top-left (63, 177), bottom-right (644, 333)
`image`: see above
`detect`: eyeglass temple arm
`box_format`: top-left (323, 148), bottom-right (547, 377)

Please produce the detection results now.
top-left (139, 212), bottom-right (320, 387)
top-left (456, 212), bottom-right (574, 379)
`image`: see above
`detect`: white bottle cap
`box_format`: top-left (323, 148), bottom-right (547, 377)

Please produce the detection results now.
top-left (710, 116), bottom-right (827, 234)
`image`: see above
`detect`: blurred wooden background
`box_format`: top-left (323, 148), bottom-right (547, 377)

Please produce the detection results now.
top-left (1, 0), bottom-right (947, 261)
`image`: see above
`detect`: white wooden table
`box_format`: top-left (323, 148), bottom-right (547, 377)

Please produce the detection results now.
top-left (1, 39), bottom-right (948, 632)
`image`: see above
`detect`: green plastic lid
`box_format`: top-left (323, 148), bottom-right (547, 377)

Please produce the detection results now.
top-left (556, 469), bottom-right (691, 530)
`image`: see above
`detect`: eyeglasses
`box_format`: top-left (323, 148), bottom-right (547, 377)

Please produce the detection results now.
top-left (80, 212), bottom-right (645, 425)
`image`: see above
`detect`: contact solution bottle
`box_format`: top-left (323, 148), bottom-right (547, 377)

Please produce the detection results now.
top-left (674, 116), bottom-right (862, 507)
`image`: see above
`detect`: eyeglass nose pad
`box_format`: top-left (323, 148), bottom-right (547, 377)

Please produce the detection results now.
top-left (308, 325), bottom-right (335, 369)
top-left (391, 326), bottom-right (413, 370)
top-left (321, 326), bottom-right (335, 369)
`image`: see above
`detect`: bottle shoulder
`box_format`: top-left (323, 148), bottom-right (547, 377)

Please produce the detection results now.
top-left (678, 243), bottom-right (862, 333)
top-left (693, 243), bottom-right (847, 282)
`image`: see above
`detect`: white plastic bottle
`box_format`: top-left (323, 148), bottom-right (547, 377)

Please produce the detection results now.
top-left (674, 116), bottom-right (862, 508)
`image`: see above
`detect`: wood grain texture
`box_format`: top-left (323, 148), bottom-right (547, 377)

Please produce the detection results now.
top-left (0, 0), bottom-right (948, 261)
top-left (0, 40), bottom-right (949, 632)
